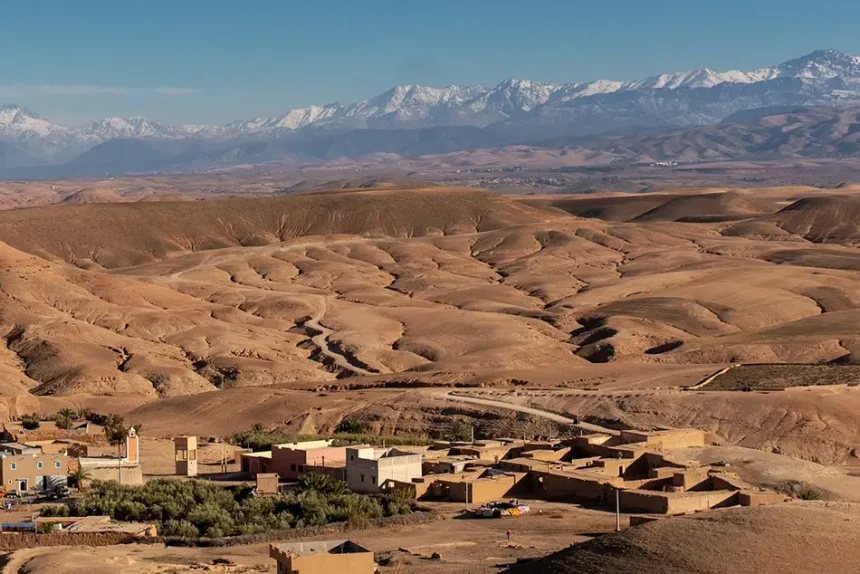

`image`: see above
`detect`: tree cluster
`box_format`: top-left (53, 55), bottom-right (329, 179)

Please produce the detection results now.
top-left (41, 474), bottom-right (415, 538)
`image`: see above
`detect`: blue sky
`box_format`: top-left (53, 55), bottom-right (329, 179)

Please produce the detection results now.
top-left (2, 0), bottom-right (859, 126)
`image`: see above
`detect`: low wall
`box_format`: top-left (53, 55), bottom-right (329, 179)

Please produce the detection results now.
top-left (620, 489), bottom-right (738, 515)
top-left (84, 464), bottom-right (143, 486)
top-left (530, 471), bottom-right (612, 504)
top-left (0, 531), bottom-right (144, 551)
top-left (443, 473), bottom-right (525, 504)
top-left (739, 491), bottom-right (789, 507)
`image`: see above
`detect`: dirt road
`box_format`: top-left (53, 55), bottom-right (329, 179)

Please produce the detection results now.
top-left (442, 390), bottom-right (617, 435)
top-left (306, 296), bottom-right (375, 376)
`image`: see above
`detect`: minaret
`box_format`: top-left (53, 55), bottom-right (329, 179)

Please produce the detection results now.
top-left (125, 427), bottom-right (140, 464)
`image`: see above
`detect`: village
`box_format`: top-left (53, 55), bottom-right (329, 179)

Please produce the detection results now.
top-left (0, 410), bottom-right (795, 573)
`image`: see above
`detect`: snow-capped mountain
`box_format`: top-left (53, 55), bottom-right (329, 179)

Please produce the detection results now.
top-left (78, 116), bottom-right (223, 141)
top-left (2, 49), bottom-right (860, 168)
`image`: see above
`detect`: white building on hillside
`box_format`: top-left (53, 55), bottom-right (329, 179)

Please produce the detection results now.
top-left (345, 446), bottom-right (422, 494)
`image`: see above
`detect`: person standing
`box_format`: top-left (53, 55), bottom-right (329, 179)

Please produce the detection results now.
top-left (506, 529), bottom-right (512, 542)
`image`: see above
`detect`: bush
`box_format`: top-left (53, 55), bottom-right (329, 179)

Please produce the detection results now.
top-left (383, 488), bottom-right (416, 516)
top-left (163, 519), bottom-right (199, 538)
top-left (20, 414), bottom-right (40, 431)
top-left (797, 486), bottom-right (824, 500)
top-left (36, 522), bottom-right (58, 534)
top-left (335, 417), bottom-right (368, 434)
top-left (55, 415), bottom-right (73, 430)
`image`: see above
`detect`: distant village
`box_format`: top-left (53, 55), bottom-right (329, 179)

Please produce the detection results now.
top-left (0, 413), bottom-right (792, 572)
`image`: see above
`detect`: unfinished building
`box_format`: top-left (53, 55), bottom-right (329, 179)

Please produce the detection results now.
top-left (270, 540), bottom-right (373, 574)
top-left (346, 446), bottom-right (422, 494)
top-left (174, 436), bottom-right (198, 477)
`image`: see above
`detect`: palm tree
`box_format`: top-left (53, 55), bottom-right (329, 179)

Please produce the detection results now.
top-left (57, 408), bottom-right (77, 420)
top-left (297, 473), bottom-right (349, 496)
top-left (70, 460), bottom-right (91, 490)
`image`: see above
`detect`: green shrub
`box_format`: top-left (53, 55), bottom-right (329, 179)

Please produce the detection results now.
top-left (383, 487), bottom-right (416, 516)
top-left (335, 417), bottom-right (368, 434)
top-left (163, 519), bottom-right (199, 538)
top-left (36, 522), bottom-right (58, 534)
top-left (797, 486), bottom-right (824, 500)
top-left (20, 414), bottom-right (40, 431)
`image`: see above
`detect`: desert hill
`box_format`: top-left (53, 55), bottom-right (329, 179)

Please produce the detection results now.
top-left (0, 187), bottom-right (549, 268)
top-left (509, 502), bottom-right (860, 574)
top-left (58, 187), bottom-right (125, 205)
top-left (525, 189), bottom-right (783, 222)
top-left (725, 194), bottom-right (860, 244)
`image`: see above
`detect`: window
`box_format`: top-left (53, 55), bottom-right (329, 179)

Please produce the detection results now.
top-left (371, 475), bottom-right (376, 483)
top-left (10, 463), bottom-right (15, 470)
top-left (290, 464), bottom-right (297, 472)
top-left (54, 461), bottom-right (61, 469)
top-left (36, 462), bottom-right (43, 469)
top-left (360, 474), bottom-right (365, 483)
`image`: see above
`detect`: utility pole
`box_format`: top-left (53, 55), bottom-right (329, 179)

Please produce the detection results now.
top-left (221, 441), bottom-right (226, 474)
top-left (615, 488), bottom-right (621, 532)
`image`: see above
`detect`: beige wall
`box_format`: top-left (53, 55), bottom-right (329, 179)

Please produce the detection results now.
top-left (620, 489), bottom-right (739, 515)
top-left (83, 464), bottom-right (143, 486)
top-left (442, 473), bottom-right (524, 504)
top-left (256, 473), bottom-right (279, 495)
top-left (0, 454), bottom-right (68, 491)
top-left (275, 552), bottom-right (374, 574)
top-left (530, 470), bottom-right (612, 503)
top-left (739, 491), bottom-right (788, 506)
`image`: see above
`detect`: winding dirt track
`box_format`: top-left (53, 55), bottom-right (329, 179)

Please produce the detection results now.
top-left (306, 295), bottom-right (375, 376)
top-left (442, 390), bottom-right (617, 435)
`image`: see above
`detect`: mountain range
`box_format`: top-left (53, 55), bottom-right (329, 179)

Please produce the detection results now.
top-left (2, 50), bottom-right (860, 173)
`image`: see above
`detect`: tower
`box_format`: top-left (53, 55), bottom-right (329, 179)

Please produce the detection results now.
top-left (125, 427), bottom-right (140, 464)
top-left (174, 436), bottom-right (198, 476)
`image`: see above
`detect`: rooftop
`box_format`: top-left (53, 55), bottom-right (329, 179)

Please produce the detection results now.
top-left (273, 439), bottom-right (335, 451)
top-left (270, 539), bottom-right (370, 558)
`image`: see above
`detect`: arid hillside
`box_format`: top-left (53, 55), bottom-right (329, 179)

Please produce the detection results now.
top-left (509, 502), bottom-right (860, 574)
top-left (3, 184), bottom-right (860, 468)
top-left (0, 187), bottom-right (547, 268)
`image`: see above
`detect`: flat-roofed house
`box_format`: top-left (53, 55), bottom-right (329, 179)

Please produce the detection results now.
top-left (0, 453), bottom-right (69, 492)
top-left (345, 447), bottom-right (422, 494)
top-left (270, 440), bottom-right (347, 480)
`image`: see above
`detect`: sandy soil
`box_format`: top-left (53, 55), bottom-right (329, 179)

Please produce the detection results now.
top-left (3, 501), bottom-right (618, 574)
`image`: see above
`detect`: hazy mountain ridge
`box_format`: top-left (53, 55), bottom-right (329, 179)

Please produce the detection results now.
top-left (2, 50), bottom-right (860, 171)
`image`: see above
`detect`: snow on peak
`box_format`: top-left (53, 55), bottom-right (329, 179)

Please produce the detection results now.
top-left (777, 49), bottom-right (860, 79)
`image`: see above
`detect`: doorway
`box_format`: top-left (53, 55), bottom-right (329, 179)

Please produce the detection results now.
top-left (17, 479), bottom-right (27, 492)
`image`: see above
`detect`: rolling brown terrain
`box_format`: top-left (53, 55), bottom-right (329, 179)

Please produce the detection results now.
top-left (1, 183), bottom-right (860, 471)
top-left (508, 502), bottom-right (860, 574)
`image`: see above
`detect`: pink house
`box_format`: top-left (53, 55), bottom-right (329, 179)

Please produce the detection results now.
top-left (270, 440), bottom-right (348, 480)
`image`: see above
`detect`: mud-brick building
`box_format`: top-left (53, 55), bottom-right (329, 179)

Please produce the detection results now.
top-left (270, 540), bottom-right (374, 574)
top-left (0, 452), bottom-right (69, 492)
